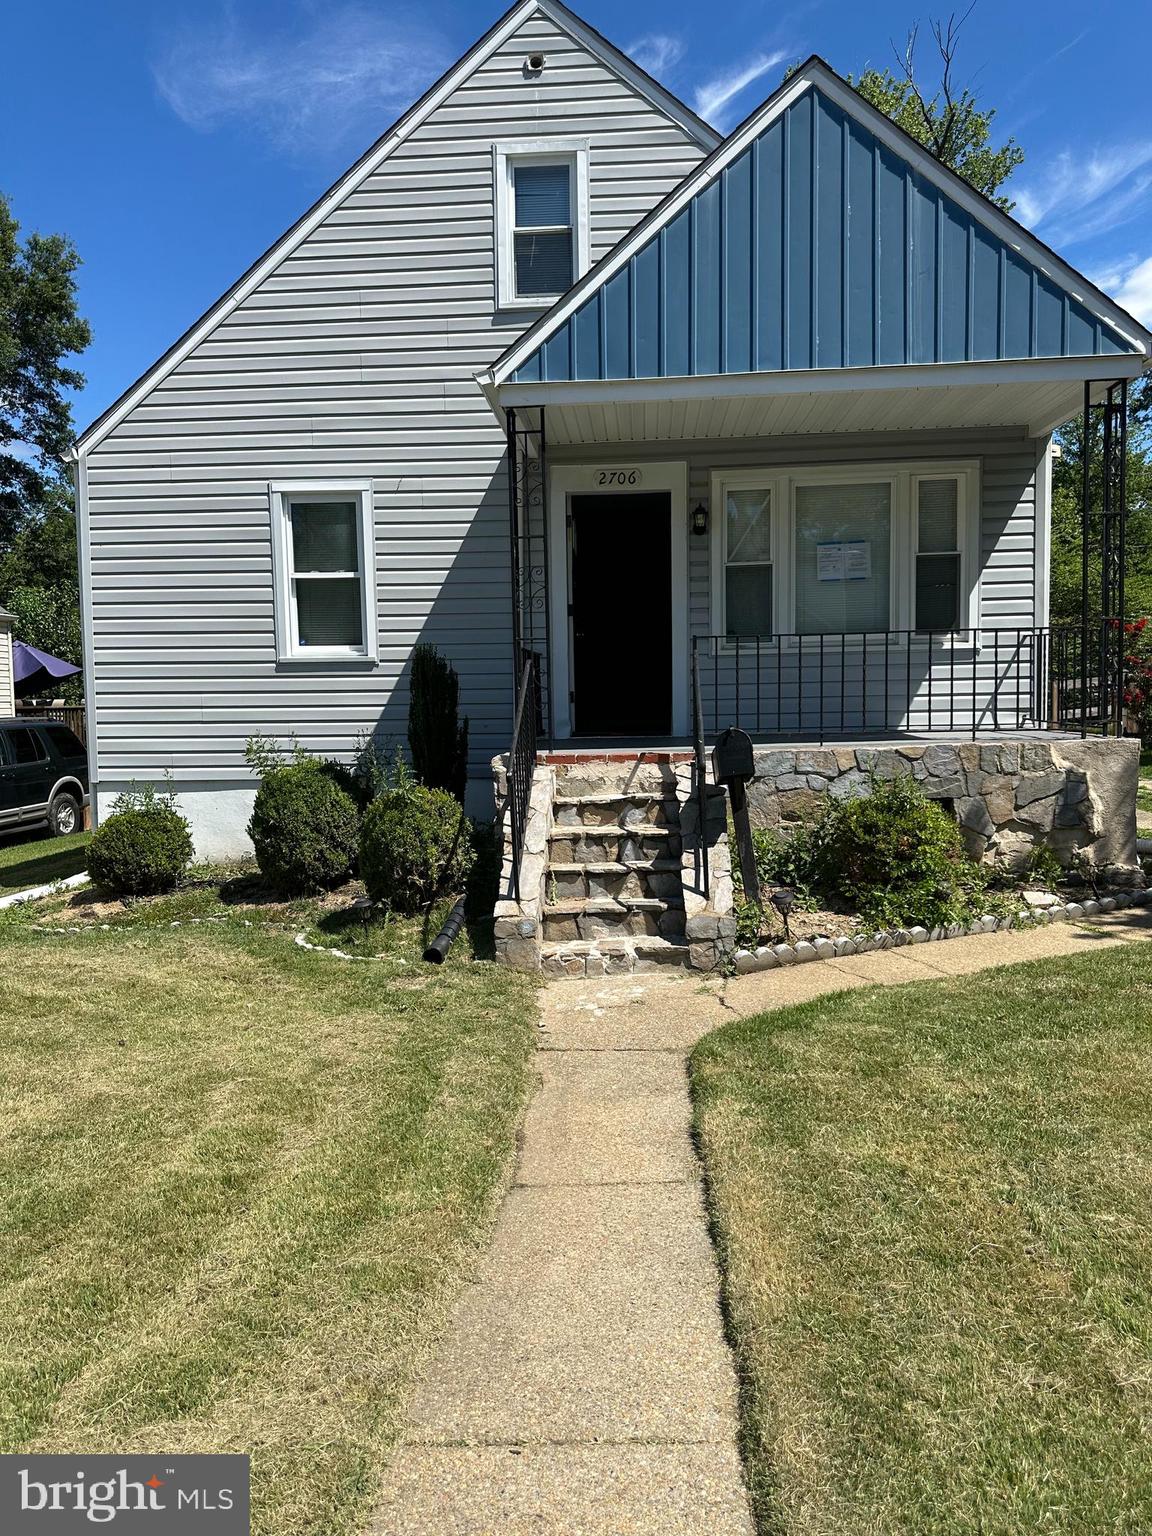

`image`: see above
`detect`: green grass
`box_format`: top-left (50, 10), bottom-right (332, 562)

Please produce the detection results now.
top-left (693, 945), bottom-right (1152, 1535)
top-left (0, 831), bottom-right (90, 891)
top-left (0, 895), bottom-right (536, 1536)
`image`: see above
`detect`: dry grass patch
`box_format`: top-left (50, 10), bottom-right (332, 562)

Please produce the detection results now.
top-left (0, 918), bottom-right (535, 1535)
top-left (693, 944), bottom-right (1152, 1535)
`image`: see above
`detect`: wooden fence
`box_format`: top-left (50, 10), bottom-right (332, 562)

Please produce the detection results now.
top-left (17, 704), bottom-right (87, 743)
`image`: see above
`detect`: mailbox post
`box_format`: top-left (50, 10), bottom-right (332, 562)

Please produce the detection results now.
top-left (712, 726), bottom-right (760, 906)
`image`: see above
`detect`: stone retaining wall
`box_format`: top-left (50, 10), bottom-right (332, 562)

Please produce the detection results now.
top-left (746, 736), bottom-right (1141, 879)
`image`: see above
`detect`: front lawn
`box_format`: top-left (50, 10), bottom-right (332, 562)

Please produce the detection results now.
top-left (0, 830), bottom-right (90, 891)
top-left (0, 898), bottom-right (535, 1536)
top-left (693, 944), bottom-right (1152, 1534)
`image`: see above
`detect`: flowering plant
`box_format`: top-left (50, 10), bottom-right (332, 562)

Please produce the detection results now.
top-left (1116, 616), bottom-right (1152, 737)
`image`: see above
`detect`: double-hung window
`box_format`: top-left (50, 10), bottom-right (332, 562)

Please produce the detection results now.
top-left (724, 486), bottom-right (774, 637)
top-left (914, 477), bottom-right (964, 632)
top-left (270, 482), bottom-right (376, 661)
top-left (495, 141), bottom-right (589, 309)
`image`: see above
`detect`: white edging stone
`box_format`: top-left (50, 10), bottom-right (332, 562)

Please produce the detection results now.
top-left (0, 871), bottom-right (90, 910)
top-left (727, 884), bottom-right (1148, 978)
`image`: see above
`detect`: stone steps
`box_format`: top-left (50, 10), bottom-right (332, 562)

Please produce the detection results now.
top-left (542, 895), bottom-right (685, 943)
top-left (539, 935), bottom-right (694, 979)
top-left (552, 792), bottom-right (677, 828)
top-left (548, 824), bottom-right (682, 864)
top-left (549, 859), bottom-right (683, 902)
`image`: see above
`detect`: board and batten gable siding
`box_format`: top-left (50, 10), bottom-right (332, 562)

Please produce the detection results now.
top-left (82, 9), bottom-right (710, 826)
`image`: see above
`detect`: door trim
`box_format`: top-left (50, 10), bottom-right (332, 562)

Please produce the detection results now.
top-left (547, 461), bottom-right (688, 740)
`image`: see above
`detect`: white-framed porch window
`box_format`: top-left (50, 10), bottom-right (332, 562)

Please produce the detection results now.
top-left (269, 480), bottom-right (377, 662)
top-left (711, 460), bottom-right (980, 640)
top-left (494, 139), bottom-right (590, 311)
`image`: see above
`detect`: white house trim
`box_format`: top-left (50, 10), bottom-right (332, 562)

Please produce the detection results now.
top-left (72, 0), bottom-right (717, 461)
top-left (482, 58), bottom-right (1152, 389)
top-left (493, 138), bottom-right (591, 311)
top-left (547, 460), bottom-right (688, 738)
top-left (268, 480), bottom-right (377, 664)
top-left (74, 453), bottom-right (99, 806)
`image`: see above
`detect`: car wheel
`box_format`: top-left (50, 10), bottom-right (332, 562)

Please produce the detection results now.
top-left (49, 793), bottom-right (81, 836)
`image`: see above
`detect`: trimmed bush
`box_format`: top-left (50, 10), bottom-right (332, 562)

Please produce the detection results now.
top-left (248, 760), bottom-right (359, 894)
top-left (360, 784), bottom-right (474, 915)
top-left (88, 797), bottom-right (193, 897)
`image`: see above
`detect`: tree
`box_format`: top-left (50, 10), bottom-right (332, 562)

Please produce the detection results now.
top-left (0, 191), bottom-right (89, 551)
top-left (5, 582), bottom-right (83, 702)
top-left (845, 11), bottom-right (1024, 208)
top-left (0, 475), bottom-right (77, 593)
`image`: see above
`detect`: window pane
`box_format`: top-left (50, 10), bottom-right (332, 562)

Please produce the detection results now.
top-left (794, 482), bottom-right (891, 634)
top-left (916, 553), bottom-right (961, 630)
top-left (726, 488), bottom-right (772, 564)
top-left (8, 728), bottom-right (44, 763)
top-left (295, 578), bottom-right (364, 648)
top-left (514, 231), bottom-right (573, 296)
top-left (291, 500), bottom-right (358, 573)
top-left (514, 162), bottom-right (571, 227)
top-left (726, 566), bottom-right (772, 637)
top-left (918, 479), bottom-right (958, 552)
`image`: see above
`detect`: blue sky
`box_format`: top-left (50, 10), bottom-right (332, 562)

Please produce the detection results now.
top-left (3, 0), bottom-right (1150, 431)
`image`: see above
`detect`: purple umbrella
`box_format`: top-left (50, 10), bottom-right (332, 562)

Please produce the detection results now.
top-left (13, 640), bottom-right (81, 697)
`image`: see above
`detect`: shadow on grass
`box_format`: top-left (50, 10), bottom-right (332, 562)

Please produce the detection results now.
top-left (0, 835), bottom-right (90, 892)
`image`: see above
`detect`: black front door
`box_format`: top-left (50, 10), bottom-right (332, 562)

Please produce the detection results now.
top-left (569, 492), bottom-right (672, 736)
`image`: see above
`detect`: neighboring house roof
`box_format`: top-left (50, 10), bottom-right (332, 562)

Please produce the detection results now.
top-left (486, 57), bottom-right (1152, 390)
top-left (0, 607), bottom-right (12, 621)
top-left (73, 0), bottom-right (719, 460)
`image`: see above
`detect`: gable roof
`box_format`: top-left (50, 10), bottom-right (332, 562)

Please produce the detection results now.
top-left (486, 57), bottom-right (1152, 390)
top-left (74, 0), bottom-right (719, 459)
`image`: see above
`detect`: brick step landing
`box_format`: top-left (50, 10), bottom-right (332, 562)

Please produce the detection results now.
top-left (539, 935), bottom-right (693, 979)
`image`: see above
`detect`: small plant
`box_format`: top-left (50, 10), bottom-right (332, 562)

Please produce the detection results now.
top-left (750, 821), bottom-right (826, 901)
top-left (733, 895), bottom-right (765, 949)
top-left (88, 784), bottom-right (193, 897)
top-left (408, 644), bottom-right (469, 802)
top-left (247, 759), bottom-right (360, 895)
top-left (1024, 842), bottom-right (1064, 889)
top-left (360, 783), bottom-right (474, 915)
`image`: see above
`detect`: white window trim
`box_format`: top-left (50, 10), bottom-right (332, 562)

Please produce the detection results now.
top-left (269, 480), bottom-right (377, 664)
top-left (710, 460), bottom-right (981, 645)
top-left (494, 138), bottom-right (590, 312)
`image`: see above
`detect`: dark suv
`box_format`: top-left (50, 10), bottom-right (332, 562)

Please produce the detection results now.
top-left (0, 719), bottom-right (89, 836)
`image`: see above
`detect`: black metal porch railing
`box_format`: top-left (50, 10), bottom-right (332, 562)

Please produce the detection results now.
top-left (506, 647), bottom-right (541, 902)
top-left (691, 624), bottom-right (1129, 743)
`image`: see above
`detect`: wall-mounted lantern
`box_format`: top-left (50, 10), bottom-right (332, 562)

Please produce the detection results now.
top-left (691, 503), bottom-right (709, 536)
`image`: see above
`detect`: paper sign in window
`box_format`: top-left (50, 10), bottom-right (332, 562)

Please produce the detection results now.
top-left (816, 541), bottom-right (871, 582)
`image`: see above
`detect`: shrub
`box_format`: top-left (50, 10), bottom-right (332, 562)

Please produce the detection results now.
top-left (88, 787), bottom-right (193, 896)
top-left (811, 773), bottom-right (988, 929)
top-left (408, 643), bottom-right (469, 802)
top-left (360, 782), bottom-right (474, 915)
top-left (247, 760), bottom-right (359, 894)
top-left (751, 820), bottom-right (826, 897)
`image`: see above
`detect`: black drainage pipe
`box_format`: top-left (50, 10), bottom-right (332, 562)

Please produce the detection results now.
top-left (424, 894), bottom-right (468, 964)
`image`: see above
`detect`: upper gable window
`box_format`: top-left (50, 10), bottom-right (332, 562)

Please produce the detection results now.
top-left (494, 140), bottom-right (589, 311)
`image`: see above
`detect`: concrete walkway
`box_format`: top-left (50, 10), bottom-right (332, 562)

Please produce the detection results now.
top-left (370, 907), bottom-right (1152, 1535)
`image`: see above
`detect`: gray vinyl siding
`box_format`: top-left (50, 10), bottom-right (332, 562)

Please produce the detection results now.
top-left (83, 11), bottom-right (709, 784)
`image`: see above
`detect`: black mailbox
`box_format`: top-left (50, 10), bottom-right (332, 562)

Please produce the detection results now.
top-left (713, 726), bottom-right (755, 785)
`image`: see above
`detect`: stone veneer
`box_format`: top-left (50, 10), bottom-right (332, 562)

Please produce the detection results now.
top-left (747, 735), bottom-right (1142, 880)
top-left (492, 735), bottom-right (1142, 975)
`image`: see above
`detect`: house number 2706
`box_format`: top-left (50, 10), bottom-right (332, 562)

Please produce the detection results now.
top-left (596, 469), bottom-right (642, 486)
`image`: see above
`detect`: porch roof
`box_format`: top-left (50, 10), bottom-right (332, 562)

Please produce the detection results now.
top-left (480, 58), bottom-right (1150, 443)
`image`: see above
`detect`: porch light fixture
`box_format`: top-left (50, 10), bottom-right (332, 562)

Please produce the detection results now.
top-left (692, 503), bottom-right (709, 536)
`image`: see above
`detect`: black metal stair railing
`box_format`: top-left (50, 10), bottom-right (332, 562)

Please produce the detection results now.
top-left (505, 647), bottom-right (541, 903)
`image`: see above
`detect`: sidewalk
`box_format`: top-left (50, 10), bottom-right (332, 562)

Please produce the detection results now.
top-left (369, 907), bottom-right (1152, 1535)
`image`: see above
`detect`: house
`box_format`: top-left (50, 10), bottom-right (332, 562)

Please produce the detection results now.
top-left (73, 1), bottom-right (1150, 970)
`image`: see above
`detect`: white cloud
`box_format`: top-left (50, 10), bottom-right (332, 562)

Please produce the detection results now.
top-left (694, 49), bottom-right (791, 130)
top-left (1092, 254), bottom-right (1152, 327)
top-left (1015, 142), bottom-right (1152, 246)
top-left (153, 5), bottom-right (448, 155)
top-left (627, 34), bottom-right (685, 80)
